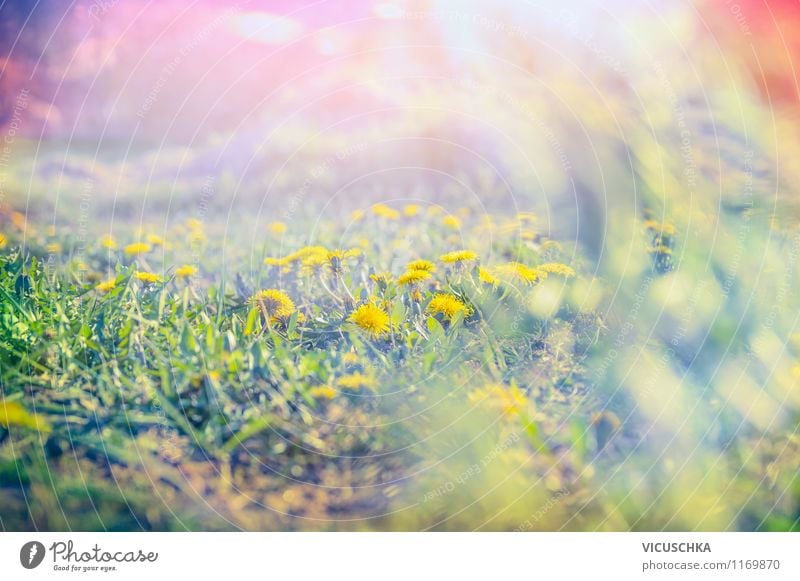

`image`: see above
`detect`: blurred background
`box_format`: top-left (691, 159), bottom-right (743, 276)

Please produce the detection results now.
top-left (2, 0), bottom-right (798, 235)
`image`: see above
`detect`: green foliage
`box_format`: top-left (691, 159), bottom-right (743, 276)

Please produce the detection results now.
top-left (0, 207), bottom-right (797, 531)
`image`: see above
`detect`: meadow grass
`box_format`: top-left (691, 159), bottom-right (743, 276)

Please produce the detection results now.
top-left (0, 203), bottom-right (797, 531)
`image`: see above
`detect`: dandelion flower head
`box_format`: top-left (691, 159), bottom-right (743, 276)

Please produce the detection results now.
top-left (349, 303), bottom-right (390, 337)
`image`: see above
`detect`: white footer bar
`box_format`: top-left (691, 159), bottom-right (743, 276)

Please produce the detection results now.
top-left (1, 533), bottom-right (797, 580)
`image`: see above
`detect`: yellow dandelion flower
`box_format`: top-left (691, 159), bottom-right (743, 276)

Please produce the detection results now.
top-left (648, 245), bottom-right (673, 255)
top-left (370, 272), bottom-right (393, 288)
top-left (478, 267), bottom-right (499, 285)
top-left (124, 242), bottom-right (152, 256)
top-left (327, 248), bottom-right (361, 263)
top-left (46, 242), bottom-right (62, 254)
top-left (407, 259), bottom-right (435, 272)
top-left (186, 219), bottom-right (206, 243)
top-left (100, 235), bottom-right (117, 249)
top-left (343, 352), bottom-right (360, 365)
top-left (351, 209), bottom-right (365, 221)
top-left (349, 303), bottom-right (391, 337)
top-left (267, 246), bottom-right (329, 268)
top-left (301, 252), bottom-right (329, 273)
top-left (300, 251), bottom-right (334, 274)
top-left (10, 211), bottom-right (27, 230)
top-left (310, 385), bottom-right (338, 400)
top-left (442, 214), bottom-right (461, 229)
top-left (282, 246), bottom-right (320, 265)
top-left (264, 256), bottom-right (290, 267)
top-left (370, 271), bottom-right (392, 283)
top-left (134, 271), bottom-right (163, 284)
top-left (175, 264), bottom-right (198, 278)
top-left (440, 250), bottom-right (478, 264)
top-left (0, 400), bottom-right (50, 432)
top-left (147, 233), bottom-right (165, 246)
top-left (496, 262), bottom-right (540, 284)
top-left (337, 372), bottom-right (376, 390)
top-left (269, 221), bottom-right (287, 234)
top-left (643, 219), bottom-right (676, 235)
top-left (398, 269), bottom-right (432, 285)
top-left (403, 204), bottom-right (420, 217)
top-left (427, 293), bottom-right (469, 320)
top-left (521, 230), bottom-right (536, 241)
top-left (0, 232), bottom-right (7, 249)
top-left (538, 262), bottom-right (576, 277)
top-left (469, 384), bottom-right (527, 417)
top-left (293, 246), bottom-right (328, 261)
top-left (250, 289), bottom-right (296, 321)
top-left (326, 248), bottom-right (360, 274)
top-left (371, 203), bottom-right (400, 220)
top-left (95, 278), bottom-right (117, 293)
